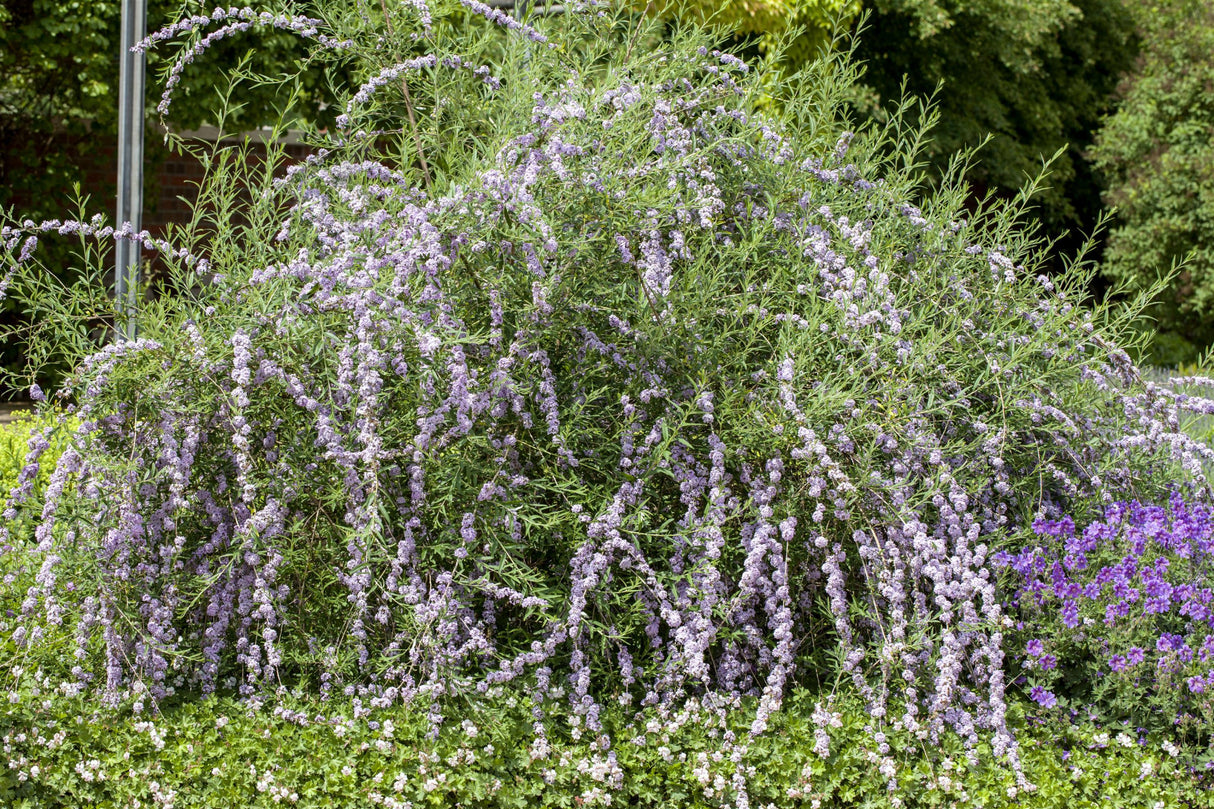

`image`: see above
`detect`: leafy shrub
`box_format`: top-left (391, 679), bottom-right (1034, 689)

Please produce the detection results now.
top-left (0, 411), bottom-right (74, 546)
top-left (0, 685), bottom-right (1207, 808)
top-left (662, 0), bottom-right (1138, 264)
top-left (1000, 493), bottom-right (1214, 760)
top-left (646, 0), bottom-right (861, 65)
top-left (2, 0), bottom-right (1213, 785)
top-left (1091, 0), bottom-right (1214, 360)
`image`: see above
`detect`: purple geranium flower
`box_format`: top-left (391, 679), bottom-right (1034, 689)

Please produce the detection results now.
top-left (1029, 686), bottom-right (1057, 708)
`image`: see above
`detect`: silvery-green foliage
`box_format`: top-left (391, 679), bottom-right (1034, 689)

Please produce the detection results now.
top-left (1, 0), bottom-right (1211, 783)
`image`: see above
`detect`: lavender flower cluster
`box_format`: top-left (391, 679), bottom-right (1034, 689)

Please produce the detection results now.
top-left (3, 0), bottom-right (1213, 789)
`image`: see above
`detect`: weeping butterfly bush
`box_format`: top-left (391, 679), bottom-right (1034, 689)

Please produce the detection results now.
top-left (2, 0), bottom-right (1213, 787)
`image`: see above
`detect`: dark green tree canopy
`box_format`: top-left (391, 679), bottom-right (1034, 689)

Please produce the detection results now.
top-left (852, 0), bottom-right (1136, 240)
top-left (1091, 0), bottom-right (1214, 363)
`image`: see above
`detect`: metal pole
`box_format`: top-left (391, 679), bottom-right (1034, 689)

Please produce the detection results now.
top-left (115, 0), bottom-right (146, 341)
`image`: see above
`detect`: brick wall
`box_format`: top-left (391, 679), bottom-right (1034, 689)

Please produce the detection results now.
top-left (10, 129), bottom-right (315, 239)
top-left (142, 134), bottom-right (315, 234)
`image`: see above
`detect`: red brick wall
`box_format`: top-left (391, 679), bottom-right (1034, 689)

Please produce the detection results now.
top-left (11, 131), bottom-right (315, 238)
top-left (143, 138), bottom-right (315, 233)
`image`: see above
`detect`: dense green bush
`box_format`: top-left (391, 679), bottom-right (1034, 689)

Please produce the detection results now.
top-left (4, 0), bottom-right (1214, 802)
top-left (0, 413), bottom-right (68, 505)
top-left (645, 0), bottom-right (861, 65)
top-left (0, 412), bottom-right (73, 546)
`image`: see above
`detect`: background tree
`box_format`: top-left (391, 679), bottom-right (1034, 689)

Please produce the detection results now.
top-left (850, 0), bottom-right (1137, 264)
top-left (657, 0), bottom-right (1138, 276)
top-left (668, 0), bottom-right (861, 62)
top-left (1090, 0), bottom-right (1214, 366)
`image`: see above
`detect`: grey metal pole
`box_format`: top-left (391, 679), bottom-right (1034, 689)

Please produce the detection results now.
top-left (115, 0), bottom-right (146, 341)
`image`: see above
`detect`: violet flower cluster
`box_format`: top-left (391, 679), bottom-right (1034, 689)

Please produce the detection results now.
top-left (999, 493), bottom-right (1214, 717)
top-left (131, 6), bottom-right (355, 117)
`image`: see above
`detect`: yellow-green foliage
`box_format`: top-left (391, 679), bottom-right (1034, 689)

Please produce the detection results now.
top-left (649, 0), bottom-right (860, 57)
top-left (0, 411), bottom-right (72, 516)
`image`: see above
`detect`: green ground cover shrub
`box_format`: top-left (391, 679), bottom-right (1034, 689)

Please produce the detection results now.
top-left (2, 0), bottom-right (1214, 804)
top-left (1, 686), bottom-right (1208, 808)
